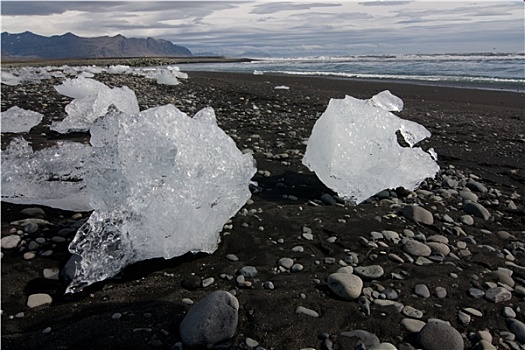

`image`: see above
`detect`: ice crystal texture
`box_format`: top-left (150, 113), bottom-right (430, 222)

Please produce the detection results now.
top-left (66, 105), bottom-right (256, 293)
top-left (1, 137), bottom-right (91, 211)
top-left (1, 106), bottom-right (44, 133)
top-left (302, 91), bottom-right (439, 205)
top-left (51, 80), bottom-right (139, 133)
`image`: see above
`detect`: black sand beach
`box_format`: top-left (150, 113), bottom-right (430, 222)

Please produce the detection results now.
top-left (1, 66), bottom-right (525, 350)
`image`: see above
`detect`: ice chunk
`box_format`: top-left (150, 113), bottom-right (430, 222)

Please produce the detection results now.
top-left (1, 137), bottom-right (92, 211)
top-left (51, 86), bottom-right (139, 133)
top-left (155, 70), bottom-right (181, 85)
top-left (54, 77), bottom-right (108, 98)
top-left (1, 106), bottom-right (44, 133)
top-left (66, 105), bottom-right (256, 293)
top-left (302, 91), bottom-right (439, 205)
top-left (367, 90), bottom-right (404, 112)
top-left (1, 71), bottom-right (21, 86)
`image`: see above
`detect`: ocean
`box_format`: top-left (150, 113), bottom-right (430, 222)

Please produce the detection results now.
top-left (178, 53), bottom-right (525, 93)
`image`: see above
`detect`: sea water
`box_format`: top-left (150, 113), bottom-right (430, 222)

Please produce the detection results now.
top-left (178, 53), bottom-right (525, 92)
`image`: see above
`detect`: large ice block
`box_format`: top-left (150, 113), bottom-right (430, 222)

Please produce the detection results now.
top-left (66, 105), bottom-right (256, 293)
top-left (302, 91), bottom-right (439, 205)
top-left (1, 137), bottom-right (92, 211)
top-left (1, 106), bottom-right (44, 133)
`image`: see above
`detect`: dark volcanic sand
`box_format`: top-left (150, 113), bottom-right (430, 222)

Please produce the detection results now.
top-left (1, 69), bottom-right (525, 350)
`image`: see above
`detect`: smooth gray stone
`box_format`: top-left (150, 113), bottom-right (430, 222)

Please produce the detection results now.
top-left (401, 205), bottom-right (434, 225)
top-left (463, 201), bottom-right (490, 220)
top-left (434, 287), bottom-right (447, 298)
top-left (341, 330), bottom-right (380, 348)
top-left (358, 296), bottom-right (371, 316)
top-left (506, 318), bottom-right (525, 343)
top-left (27, 293), bottom-right (53, 308)
top-left (404, 240), bottom-right (432, 257)
top-left (179, 291), bottom-right (239, 347)
top-left (1, 235), bottom-right (21, 249)
top-left (21, 207), bottom-right (46, 218)
top-left (459, 215), bottom-right (474, 225)
top-left (401, 318), bottom-right (426, 333)
top-left (278, 257), bottom-right (294, 270)
top-left (295, 306), bottom-right (319, 317)
top-left (414, 284), bottom-right (431, 298)
top-left (485, 287), bottom-right (512, 303)
top-left (493, 270), bottom-right (515, 287)
top-left (466, 180), bottom-right (488, 193)
top-left (238, 266), bottom-right (258, 278)
top-left (354, 265), bottom-right (384, 280)
top-left (321, 193), bottom-right (337, 205)
top-left (327, 273), bottom-right (363, 300)
top-left (418, 321), bottom-right (464, 350)
top-left (469, 288), bottom-right (485, 298)
top-left (459, 190), bottom-right (478, 202)
top-left (402, 305), bottom-right (423, 319)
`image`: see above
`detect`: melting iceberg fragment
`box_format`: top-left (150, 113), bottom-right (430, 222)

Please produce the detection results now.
top-left (1, 137), bottom-right (91, 211)
top-left (67, 105), bottom-right (256, 293)
top-left (302, 91), bottom-right (439, 205)
top-left (1, 106), bottom-right (44, 133)
top-left (54, 76), bottom-right (109, 99)
top-left (51, 85), bottom-right (139, 133)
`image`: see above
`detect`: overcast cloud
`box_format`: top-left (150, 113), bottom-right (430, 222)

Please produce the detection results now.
top-left (1, 1), bottom-right (523, 56)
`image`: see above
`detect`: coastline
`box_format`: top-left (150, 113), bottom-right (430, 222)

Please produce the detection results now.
top-left (2, 68), bottom-right (525, 349)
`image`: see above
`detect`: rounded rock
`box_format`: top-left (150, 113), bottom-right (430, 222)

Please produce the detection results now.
top-left (506, 318), bottom-right (525, 343)
top-left (485, 287), bottom-right (512, 303)
top-left (277, 258), bottom-right (294, 270)
top-left (239, 266), bottom-right (258, 278)
top-left (327, 273), bottom-right (363, 300)
top-left (27, 293), bottom-right (53, 308)
top-left (418, 321), bottom-right (464, 350)
top-left (354, 265), bottom-right (384, 280)
top-left (179, 291), bottom-right (239, 348)
top-left (401, 205), bottom-right (434, 225)
top-left (404, 240), bottom-right (432, 257)
top-left (463, 201), bottom-right (490, 220)
top-left (1, 235), bottom-right (21, 249)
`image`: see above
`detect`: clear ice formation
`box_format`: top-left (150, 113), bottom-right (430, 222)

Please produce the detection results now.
top-left (54, 76), bottom-right (109, 99)
top-left (302, 90), bottom-right (439, 205)
top-left (1, 106), bottom-right (44, 133)
top-left (66, 105), bottom-right (256, 293)
top-left (51, 83), bottom-right (139, 133)
top-left (1, 137), bottom-right (92, 211)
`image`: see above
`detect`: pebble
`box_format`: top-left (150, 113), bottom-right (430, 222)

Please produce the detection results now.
top-left (388, 253), bottom-right (404, 264)
top-left (27, 293), bottom-right (53, 308)
top-left (369, 343), bottom-right (397, 350)
top-left (463, 201), bottom-right (491, 220)
top-left (506, 318), bottom-right (525, 343)
top-left (327, 273), bottom-right (363, 300)
top-left (21, 207), bottom-right (46, 218)
top-left (466, 180), bottom-right (488, 193)
top-left (426, 242), bottom-right (450, 256)
top-left (340, 330), bottom-right (380, 348)
top-left (42, 327), bottom-right (52, 334)
top-left (402, 305), bottom-right (423, 319)
top-left (179, 291), bottom-right (239, 347)
top-left (401, 318), bottom-right (426, 333)
top-left (226, 254), bottom-right (239, 262)
top-left (404, 240), bottom-right (432, 257)
top-left (459, 215), bottom-right (474, 225)
top-left (469, 288), bottom-right (486, 298)
top-left (278, 257), bottom-right (294, 270)
top-left (493, 270), bottom-right (515, 287)
top-left (401, 205), bottom-right (434, 225)
top-left (202, 277), bottom-right (214, 288)
top-left (485, 287), bottom-right (512, 303)
top-left (1, 235), bottom-right (21, 249)
top-left (43, 268), bottom-right (60, 280)
top-left (434, 287), bottom-right (447, 298)
top-left (263, 281), bottom-right (274, 290)
top-left (291, 263), bottom-right (303, 272)
top-left (23, 252), bottom-right (36, 260)
top-left (245, 337), bottom-right (259, 348)
top-left (414, 284), bottom-right (431, 298)
top-left (418, 321), bottom-right (464, 350)
top-left (292, 245), bottom-right (304, 252)
top-left (239, 266), bottom-right (258, 278)
top-left (463, 307), bottom-right (483, 317)
top-left (502, 306), bottom-right (516, 318)
top-left (295, 306), bottom-right (319, 317)
top-left (457, 310), bottom-right (471, 325)
top-left (24, 223), bottom-right (39, 233)
top-left (112, 312), bottom-right (122, 320)
top-left (459, 190), bottom-right (478, 202)
top-left (353, 265), bottom-right (384, 280)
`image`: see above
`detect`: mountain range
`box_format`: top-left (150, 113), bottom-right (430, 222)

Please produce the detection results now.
top-left (1, 31), bottom-right (192, 60)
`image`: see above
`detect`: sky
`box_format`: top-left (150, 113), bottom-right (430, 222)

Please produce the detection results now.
top-left (1, 1), bottom-right (524, 57)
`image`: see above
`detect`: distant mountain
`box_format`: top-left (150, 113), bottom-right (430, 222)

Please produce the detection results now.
top-left (1, 31), bottom-right (192, 60)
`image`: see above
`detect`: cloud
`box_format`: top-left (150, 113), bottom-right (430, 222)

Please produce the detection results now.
top-left (250, 2), bottom-right (341, 15)
top-left (358, 1), bottom-right (411, 6)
